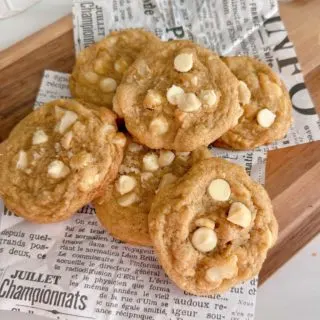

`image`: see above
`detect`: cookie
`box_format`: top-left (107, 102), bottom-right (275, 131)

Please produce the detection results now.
top-left (94, 140), bottom-right (212, 246)
top-left (0, 99), bottom-right (126, 223)
top-left (149, 158), bottom-right (278, 295)
top-left (69, 29), bottom-right (160, 108)
top-left (114, 40), bottom-right (243, 151)
top-left (216, 56), bottom-right (292, 149)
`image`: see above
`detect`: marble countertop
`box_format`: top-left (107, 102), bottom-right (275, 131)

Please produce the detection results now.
top-left (0, 1), bottom-right (319, 319)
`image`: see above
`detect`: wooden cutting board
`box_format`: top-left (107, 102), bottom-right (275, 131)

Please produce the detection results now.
top-left (0, 2), bottom-right (319, 285)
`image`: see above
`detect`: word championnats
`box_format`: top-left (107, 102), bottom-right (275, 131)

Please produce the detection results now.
top-left (0, 270), bottom-right (88, 310)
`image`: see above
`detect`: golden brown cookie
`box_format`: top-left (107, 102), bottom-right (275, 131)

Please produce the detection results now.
top-left (94, 139), bottom-right (212, 246)
top-left (114, 40), bottom-right (243, 151)
top-left (69, 29), bottom-right (160, 108)
top-left (0, 99), bottom-right (126, 223)
top-left (149, 158), bottom-right (278, 295)
top-left (216, 56), bottom-right (292, 150)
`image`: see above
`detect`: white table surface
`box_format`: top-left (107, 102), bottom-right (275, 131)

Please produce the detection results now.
top-left (0, 1), bottom-right (319, 319)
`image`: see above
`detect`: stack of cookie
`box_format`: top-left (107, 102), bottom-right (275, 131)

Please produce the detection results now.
top-left (0, 29), bottom-right (291, 295)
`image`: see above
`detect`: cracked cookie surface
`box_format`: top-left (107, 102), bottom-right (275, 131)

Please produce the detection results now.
top-left (114, 40), bottom-right (243, 151)
top-left (216, 56), bottom-right (292, 150)
top-left (0, 99), bottom-right (125, 223)
top-left (149, 158), bottom-right (277, 295)
top-left (70, 29), bottom-right (160, 108)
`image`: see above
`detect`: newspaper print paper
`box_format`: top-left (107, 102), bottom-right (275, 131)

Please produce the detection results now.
top-left (0, 71), bottom-right (265, 319)
top-left (72, 0), bottom-right (320, 151)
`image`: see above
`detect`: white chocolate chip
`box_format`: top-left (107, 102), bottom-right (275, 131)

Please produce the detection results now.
top-left (55, 110), bottom-right (78, 134)
top-left (206, 256), bottom-right (238, 283)
top-left (199, 90), bottom-right (217, 106)
top-left (208, 179), bottom-right (231, 201)
top-left (149, 117), bottom-right (169, 135)
top-left (257, 108), bottom-right (276, 128)
top-left (238, 81), bottom-right (251, 105)
top-left (157, 173), bottom-right (177, 191)
top-left (128, 143), bottom-right (143, 153)
top-left (61, 131), bottom-right (73, 149)
top-left (70, 151), bottom-right (94, 169)
top-left (117, 192), bottom-right (139, 207)
top-left (114, 58), bottom-right (129, 73)
top-left (144, 90), bottom-right (163, 108)
top-left (177, 93), bottom-right (202, 112)
top-left (32, 129), bottom-right (48, 145)
top-left (143, 153), bottom-right (159, 172)
top-left (174, 53), bottom-right (193, 72)
top-left (84, 71), bottom-right (99, 84)
top-left (16, 150), bottom-right (28, 169)
top-left (195, 218), bottom-right (215, 229)
top-left (116, 175), bottom-right (137, 195)
top-left (166, 85), bottom-right (185, 105)
top-left (112, 133), bottom-right (126, 147)
top-left (227, 202), bottom-right (252, 228)
top-left (158, 150), bottom-right (175, 167)
top-left (79, 167), bottom-right (101, 192)
top-left (99, 78), bottom-right (117, 93)
top-left (48, 160), bottom-right (70, 179)
top-left (191, 227), bottom-right (217, 253)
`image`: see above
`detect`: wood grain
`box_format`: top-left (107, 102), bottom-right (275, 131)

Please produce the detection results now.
top-left (0, 16), bottom-right (75, 141)
top-left (0, 3), bottom-right (319, 284)
top-left (261, 142), bottom-right (320, 284)
top-left (0, 15), bottom-right (73, 69)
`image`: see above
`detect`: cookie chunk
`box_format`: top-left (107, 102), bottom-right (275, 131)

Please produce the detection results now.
top-left (216, 56), bottom-right (292, 149)
top-left (149, 158), bottom-right (277, 295)
top-left (114, 40), bottom-right (243, 151)
top-left (0, 99), bottom-right (126, 223)
top-left (94, 139), bottom-right (212, 246)
top-left (70, 29), bottom-right (160, 108)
